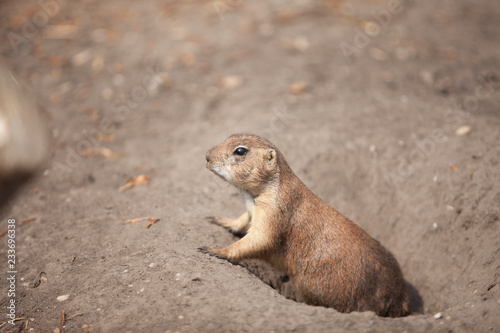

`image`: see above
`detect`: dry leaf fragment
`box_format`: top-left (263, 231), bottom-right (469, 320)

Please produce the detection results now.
top-left (275, 9), bottom-right (310, 23)
top-left (0, 318), bottom-right (25, 329)
top-left (19, 217), bottom-right (37, 223)
top-left (43, 25), bottom-right (79, 39)
top-left (114, 216), bottom-right (160, 228)
top-left (145, 218), bottom-right (160, 229)
top-left (82, 147), bottom-right (123, 159)
top-left (97, 133), bottom-right (116, 142)
top-left (115, 216), bottom-right (152, 224)
top-left (118, 174), bottom-right (151, 192)
top-left (289, 82), bottom-right (308, 94)
top-left (0, 217), bottom-right (37, 237)
top-left (65, 312), bottom-right (85, 321)
top-left (71, 49), bottom-right (91, 67)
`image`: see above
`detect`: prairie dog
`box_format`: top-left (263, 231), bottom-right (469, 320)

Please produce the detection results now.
top-left (200, 134), bottom-right (409, 317)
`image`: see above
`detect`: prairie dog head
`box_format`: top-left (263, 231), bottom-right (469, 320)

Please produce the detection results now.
top-left (205, 134), bottom-right (278, 195)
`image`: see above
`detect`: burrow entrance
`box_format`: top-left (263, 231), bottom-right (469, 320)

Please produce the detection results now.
top-left (239, 259), bottom-right (424, 315)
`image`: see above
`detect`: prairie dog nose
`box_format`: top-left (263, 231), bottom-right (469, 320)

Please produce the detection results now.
top-left (205, 148), bottom-right (213, 162)
top-left (206, 146), bottom-right (219, 162)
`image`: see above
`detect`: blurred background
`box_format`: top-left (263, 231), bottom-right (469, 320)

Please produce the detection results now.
top-left (0, 1), bottom-right (499, 332)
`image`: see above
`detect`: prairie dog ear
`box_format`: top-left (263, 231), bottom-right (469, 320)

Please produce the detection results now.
top-left (266, 149), bottom-right (276, 167)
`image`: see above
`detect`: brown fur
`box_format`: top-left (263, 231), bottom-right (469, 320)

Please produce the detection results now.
top-left (200, 134), bottom-right (409, 317)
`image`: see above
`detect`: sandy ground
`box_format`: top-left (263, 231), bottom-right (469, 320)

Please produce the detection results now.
top-left (1, 0), bottom-right (499, 332)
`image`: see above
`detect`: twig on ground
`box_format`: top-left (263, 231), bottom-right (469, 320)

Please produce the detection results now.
top-left (0, 217), bottom-right (37, 237)
top-left (33, 271), bottom-right (46, 288)
top-left (114, 216), bottom-right (160, 228)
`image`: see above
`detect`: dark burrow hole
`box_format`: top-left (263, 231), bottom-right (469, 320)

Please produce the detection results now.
top-left (239, 260), bottom-right (425, 315)
top-left (240, 260), bottom-right (305, 304)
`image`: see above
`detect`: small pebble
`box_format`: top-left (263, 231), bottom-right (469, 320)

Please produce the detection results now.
top-left (282, 36), bottom-right (309, 51)
top-left (220, 75), bottom-right (242, 89)
top-left (71, 49), bottom-right (91, 67)
top-left (365, 22), bottom-right (381, 37)
top-left (53, 329), bottom-right (61, 333)
top-left (149, 262), bottom-right (156, 268)
top-left (434, 312), bottom-right (443, 319)
top-left (289, 82), bottom-right (308, 94)
top-left (82, 324), bottom-right (89, 329)
top-left (432, 223), bottom-right (438, 230)
top-left (56, 294), bottom-right (70, 302)
top-left (455, 125), bottom-right (471, 136)
top-left (292, 36), bottom-right (309, 51)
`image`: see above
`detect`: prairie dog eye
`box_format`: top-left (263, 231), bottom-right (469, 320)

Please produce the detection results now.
top-left (234, 147), bottom-right (248, 156)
